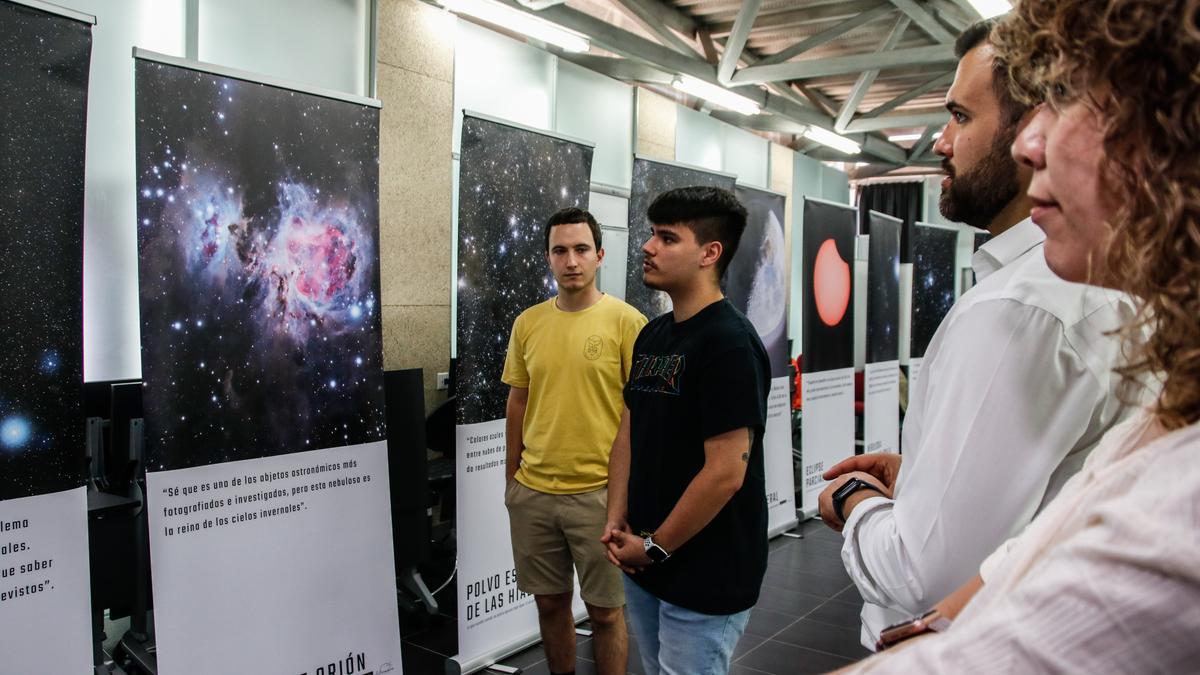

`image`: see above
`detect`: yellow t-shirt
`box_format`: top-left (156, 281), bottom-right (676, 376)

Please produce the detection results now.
top-left (501, 294), bottom-right (646, 494)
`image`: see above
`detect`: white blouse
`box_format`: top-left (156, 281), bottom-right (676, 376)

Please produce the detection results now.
top-left (848, 410), bottom-right (1200, 673)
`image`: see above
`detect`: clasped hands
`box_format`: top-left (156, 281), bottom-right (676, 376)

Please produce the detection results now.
top-left (600, 519), bottom-right (650, 573)
top-left (817, 452), bottom-right (902, 532)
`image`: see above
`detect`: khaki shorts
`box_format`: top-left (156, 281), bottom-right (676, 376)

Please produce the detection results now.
top-left (504, 480), bottom-right (625, 608)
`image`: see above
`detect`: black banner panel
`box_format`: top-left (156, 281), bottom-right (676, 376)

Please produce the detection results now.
top-left (0, 0), bottom-right (91, 500)
top-left (135, 59), bottom-right (385, 472)
top-left (455, 115), bottom-right (594, 426)
top-left (800, 200), bottom-right (856, 374)
top-left (866, 211), bottom-right (902, 365)
top-left (910, 223), bottom-right (959, 359)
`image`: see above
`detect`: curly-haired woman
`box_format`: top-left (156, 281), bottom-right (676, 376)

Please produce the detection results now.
top-left (833, 1), bottom-right (1200, 671)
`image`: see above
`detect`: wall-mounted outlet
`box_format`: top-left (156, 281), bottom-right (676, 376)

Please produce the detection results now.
top-left (436, 372), bottom-right (450, 390)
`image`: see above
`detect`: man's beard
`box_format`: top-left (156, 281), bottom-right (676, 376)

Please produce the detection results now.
top-left (939, 126), bottom-right (1021, 229)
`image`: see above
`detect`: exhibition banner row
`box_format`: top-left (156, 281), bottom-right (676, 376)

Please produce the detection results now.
top-left (453, 114), bottom-right (594, 674)
top-left (0, 2), bottom-right (94, 672)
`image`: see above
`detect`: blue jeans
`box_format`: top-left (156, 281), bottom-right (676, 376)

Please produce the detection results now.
top-left (623, 575), bottom-right (751, 675)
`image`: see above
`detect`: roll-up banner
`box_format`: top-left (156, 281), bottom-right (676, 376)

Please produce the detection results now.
top-left (134, 50), bottom-right (402, 674)
top-left (864, 211), bottom-right (902, 455)
top-left (909, 222), bottom-right (959, 387)
top-left (729, 185), bottom-right (796, 536)
top-left (0, 2), bottom-right (94, 671)
top-left (625, 157), bottom-right (737, 320)
top-left (453, 113), bottom-right (594, 674)
top-left (798, 199), bottom-right (857, 516)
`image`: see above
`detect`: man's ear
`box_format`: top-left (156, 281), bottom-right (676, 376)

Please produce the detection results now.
top-left (596, 246), bottom-right (605, 264)
top-left (699, 240), bottom-right (723, 270)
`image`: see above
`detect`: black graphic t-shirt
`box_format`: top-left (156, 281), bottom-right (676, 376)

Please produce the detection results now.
top-left (624, 299), bottom-right (770, 615)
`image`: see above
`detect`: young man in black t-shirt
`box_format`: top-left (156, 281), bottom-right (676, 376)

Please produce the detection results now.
top-left (603, 186), bottom-right (770, 675)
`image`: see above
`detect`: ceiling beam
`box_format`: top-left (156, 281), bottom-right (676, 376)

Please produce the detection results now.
top-left (731, 44), bottom-right (956, 84)
top-left (948, 0), bottom-right (985, 21)
top-left (860, 71), bottom-right (954, 118)
top-left (696, 28), bottom-right (719, 64)
top-left (928, 0), bottom-right (971, 32)
top-left (613, 0), bottom-right (698, 56)
top-left (908, 125), bottom-right (940, 160)
top-left (889, 0), bottom-right (956, 43)
top-left (844, 110), bottom-right (950, 132)
top-left (834, 15), bottom-right (912, 131)
top-left (716, 0), bottom-right (762, 83)
top-left (756, 4), bottom-right (895, 67)
top-left (708, 0), bottom-right (887, 35)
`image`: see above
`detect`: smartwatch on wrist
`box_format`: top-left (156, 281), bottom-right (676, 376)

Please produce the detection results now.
top-left (831, 477), bottom-right (884, 522)
top-left (876, 609), bottom-right (952, 650)
top-left (643, 534), bottom-right (671, 564)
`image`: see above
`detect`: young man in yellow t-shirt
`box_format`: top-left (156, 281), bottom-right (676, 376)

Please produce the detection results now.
top-left (501, 207), bottom-right (646, 675)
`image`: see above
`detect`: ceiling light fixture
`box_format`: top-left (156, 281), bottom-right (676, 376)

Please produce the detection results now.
top-left (965, 0), bottom-right (1012, 19)
top-left (803, 126), bottom-right (862, 155)
top-left (439, 0), bottom-right (589, 53)
top-left (887, 131), bottom-right (942, 142)
top-left (671, 75), bottom-right (761, 116)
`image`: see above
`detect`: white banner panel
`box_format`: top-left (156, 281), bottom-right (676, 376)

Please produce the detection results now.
top-left (0, 486), bottom-right (92, 674)
top-left (146, 441), bottom-right (402, 675)
top-left (765, 376), bottom-right (797, 535)
top-left (864, 360), bottom-right (900, 454)
top-left (799, 367), bottom-right (856, 516)
top-left (452, 419), bottom-right (585, 672)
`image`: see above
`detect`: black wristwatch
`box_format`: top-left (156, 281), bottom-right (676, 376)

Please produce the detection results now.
top-left (831, 477), bottom-right (884, 522)
top-left (643, 535), bottom-right (671, 564)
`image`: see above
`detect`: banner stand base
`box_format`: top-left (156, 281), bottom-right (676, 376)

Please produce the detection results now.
top-left (767, 518), bottom-right (800, 540)
top-left (448, 612), bottom-right (590, 675)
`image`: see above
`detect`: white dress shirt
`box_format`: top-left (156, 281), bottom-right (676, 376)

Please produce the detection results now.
top-left (842, 218), bottom-right (1140, 648)
top-left (848, 410), bottom-right (1200, 673)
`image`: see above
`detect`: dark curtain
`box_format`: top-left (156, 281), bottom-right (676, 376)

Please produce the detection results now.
top-left (857, 182), bottom-right (923, 263)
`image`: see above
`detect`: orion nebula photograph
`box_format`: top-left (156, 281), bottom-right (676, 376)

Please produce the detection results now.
top-left (728, 186), bottom-right (790, 377)
top-left (455, 116), bottom-right (593, 425)
top-left (0, 3), bottom-right (91, 500)
top-left (800, 200), bottom-right (856, 374)
top-left (866, 211), bottom-right (901, 364)
top-left (910, 223), bottom-right (959, 359)
top-left (134, 59), bottom-right (384, 472)
top-left (625, 158), bottom-right (736, 321)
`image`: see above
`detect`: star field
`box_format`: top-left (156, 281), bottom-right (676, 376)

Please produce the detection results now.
top-left (866, 215), bottom-right (901, 364)
top-left (625, 158), bottom-right (736, 320)
top-left (134, 60), bottom-right (385, 472)
top-left (910, 224), bottom-right (958, 359)
top-left (0, 4), bottom-right (91, 500)
top-left (455, 116), bottom-right (593, 425)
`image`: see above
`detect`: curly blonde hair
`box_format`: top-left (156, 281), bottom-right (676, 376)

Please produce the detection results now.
top-left (993, 0), bottom-right (1200, 429)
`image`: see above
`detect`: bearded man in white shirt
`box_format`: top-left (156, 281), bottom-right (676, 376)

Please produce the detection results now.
top-left (816, 18), bottom-right (1141, 650)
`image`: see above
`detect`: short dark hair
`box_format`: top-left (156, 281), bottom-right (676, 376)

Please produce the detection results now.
top-left (646, 186), bottom-right (748, 279)
top-left (955, 18), bottom-right (1031, 129)
top-left (544, 207), bottom-right (601, 252)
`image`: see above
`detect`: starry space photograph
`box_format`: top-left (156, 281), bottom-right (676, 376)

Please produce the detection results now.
top-left (0, 3), bottom-right (91, 500)
top-left (866, 211), bottom-right (901, 364)
top-left (455, 115), bottom-right (593, 425)
top-left (134, 58), bottom-right (385, 472)
top-left (625, 157), bottom-right (736, 320)
top-left (973, 229), bottom-right (991, 253)
top-left (800, 199), bottom-right (856, 374)
top-left (910, 223), bottom-right (959, 359)
top-left (728, 186), bottom-right (790, 377)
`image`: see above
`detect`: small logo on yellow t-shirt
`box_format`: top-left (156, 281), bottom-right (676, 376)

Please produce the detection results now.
top-left (584, 335), bottom-right (603, 360)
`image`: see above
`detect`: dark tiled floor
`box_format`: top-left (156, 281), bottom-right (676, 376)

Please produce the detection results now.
top-left (400, 518), bottom-right (870, 674)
